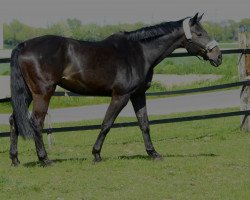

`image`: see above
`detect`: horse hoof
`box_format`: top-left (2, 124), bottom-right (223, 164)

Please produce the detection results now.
top-left (153, 155), bottom-right (164, 161)
top-left (11, 159), bottom-right (20, 167)
top-left (41, 159), bottom-right (53, 167)
top-left (92, 154), bottom-right (102, 164)
top-left (147, 149), bottom-right (163, 160)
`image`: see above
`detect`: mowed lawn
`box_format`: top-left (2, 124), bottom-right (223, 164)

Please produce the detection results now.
top-left (0, 108), bottom-right (249, 200)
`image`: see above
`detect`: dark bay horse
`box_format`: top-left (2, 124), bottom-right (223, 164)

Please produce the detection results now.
top-left (10, 13), bottom-right (222, 166)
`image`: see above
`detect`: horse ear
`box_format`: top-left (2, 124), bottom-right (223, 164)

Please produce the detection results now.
top-left (191, 13), bottom-right (199, 25)
top-left (197, 13), bottom-right (204, 22)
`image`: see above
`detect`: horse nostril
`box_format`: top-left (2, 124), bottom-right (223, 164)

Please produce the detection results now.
top-left (218, 54), bottom-right (222, 60)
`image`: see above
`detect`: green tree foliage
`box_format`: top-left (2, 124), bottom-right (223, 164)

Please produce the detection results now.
top-left (4, 20), bottom-right (46, 47)
top-left (67, 18), bottom-right (82, 39)
top-left (3, 18), bottom-right (250, 48)
top-left (46, 21), bottom-right (71, 37)
top-left (238, 18), bottom-right (250, 32)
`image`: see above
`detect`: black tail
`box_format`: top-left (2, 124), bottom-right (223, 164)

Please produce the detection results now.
top-left (10, 43), bottom-right (34, 139)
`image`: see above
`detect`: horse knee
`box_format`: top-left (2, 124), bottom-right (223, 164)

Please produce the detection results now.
top-left (101, 123), bottom-right (112, 135)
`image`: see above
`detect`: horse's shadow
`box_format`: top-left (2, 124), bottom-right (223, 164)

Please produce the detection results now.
top-left (118, 155), bottom-right (153, 160)
top-left (23, 157), bottom-right (87, 168)
top-left (23, 153), bottom-right (217, 167)
top-left (118, 153), bottom-right (217, 160)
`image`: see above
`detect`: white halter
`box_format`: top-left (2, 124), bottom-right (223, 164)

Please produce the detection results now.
top-left (183, 18), bottom-right (192, 40)
top-left (182, 18), bottom-right (218, 52)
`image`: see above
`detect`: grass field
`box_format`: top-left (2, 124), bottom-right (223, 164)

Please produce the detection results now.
top-left (0, 108), bottom-right (249, 200)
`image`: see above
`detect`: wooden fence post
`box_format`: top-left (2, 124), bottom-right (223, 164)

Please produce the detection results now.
top-left (238, 32), bottom-right (250, 131)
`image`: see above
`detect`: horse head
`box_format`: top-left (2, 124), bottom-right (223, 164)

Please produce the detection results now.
top-left (183, 13), bottom-right (222, 67)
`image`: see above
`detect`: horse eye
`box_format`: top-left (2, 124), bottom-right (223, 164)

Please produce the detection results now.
top-left (196, 32), bottom-right (202, 37)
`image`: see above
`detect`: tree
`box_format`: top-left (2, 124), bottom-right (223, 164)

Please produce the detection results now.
top-left (67, 18), bottom-right (81, 30)
top-left (8, 20), bottom-right (23, 46)
top-left (46, 21), bottom-right (71, 37)
top-left (239, 18), bottom-right (250, 32)
top-left (67, 18), bottom-right (83, 39)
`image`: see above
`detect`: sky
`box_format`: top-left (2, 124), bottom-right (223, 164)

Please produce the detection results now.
top-left (0, 0), bottom-right (249, 27)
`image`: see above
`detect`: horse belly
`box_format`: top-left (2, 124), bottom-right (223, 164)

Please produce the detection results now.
top-left (58, 76), bottom-right (112, 96)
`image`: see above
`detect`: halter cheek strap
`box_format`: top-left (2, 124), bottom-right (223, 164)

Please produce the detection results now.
top-left (183, 18), bottom-right (192, 40)
top-left (182, 18), bottom-right (218, 52)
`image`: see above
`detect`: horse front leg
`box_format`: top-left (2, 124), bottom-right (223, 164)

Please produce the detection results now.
top-left (130, 93), bottom-right (162, 160)
top-left (92, 94), bottom-right (130, 162)
top-left (9, 114), bottom-right (20, 166)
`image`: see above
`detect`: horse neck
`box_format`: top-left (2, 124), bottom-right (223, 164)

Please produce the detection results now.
top-left (141, 28), bottom-right (185, 68)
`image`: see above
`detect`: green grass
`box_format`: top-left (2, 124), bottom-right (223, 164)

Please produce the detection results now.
top-left (218, 42), bottom-right (238, 49)
top-left (0, 63), bottom-right (10, 75)
top-left (0, 102), bottom-right (12, 114)
top-left (0, 108), bottom-right (249, 200)
top-left (155, 54), bottom-right (238, 77)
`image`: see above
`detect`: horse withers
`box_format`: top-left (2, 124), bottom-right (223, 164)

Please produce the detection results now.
top-left (9, 13), bottom-right (222, 166)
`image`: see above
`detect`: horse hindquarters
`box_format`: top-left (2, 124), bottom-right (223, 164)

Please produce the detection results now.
top-left (21, 61), bottom-right (56, 166)
top-left (10, 44), bottom-right (56, 166)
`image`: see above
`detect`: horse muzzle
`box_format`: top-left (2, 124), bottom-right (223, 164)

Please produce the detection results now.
top-left (206, 46), bottom-right (222, 67)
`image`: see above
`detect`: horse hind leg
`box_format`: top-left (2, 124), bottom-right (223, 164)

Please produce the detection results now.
top-left (9, 96), bottom-right (32, 167)
top-left (9, 115), bottom-right (20, 166)
top-left (31, 93), bottom-right (54, 166)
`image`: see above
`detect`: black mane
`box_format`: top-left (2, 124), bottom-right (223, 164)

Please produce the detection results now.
top-left (124, 19), bottom-right (184, 41)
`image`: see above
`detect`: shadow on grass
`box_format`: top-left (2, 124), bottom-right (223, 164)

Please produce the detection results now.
top-left (22, 153), bottom-right (218, 167)
top-left (23, 157), bottom-right (87, 168)
top-left (165, 153), bottom-right (218, 157)
top-left (118, 155), bottom-right (153, 160)
top-left (118, 153), bottom-right (217, 160)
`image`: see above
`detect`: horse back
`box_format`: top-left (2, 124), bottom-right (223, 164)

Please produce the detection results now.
top-left (18, 34), bottom-right (146, 96)
top-left (61, 34), bottom-right (146, 96)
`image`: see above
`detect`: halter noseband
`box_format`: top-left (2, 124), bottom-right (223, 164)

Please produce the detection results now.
top-left (183, 18), bottom-right (218, 54)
